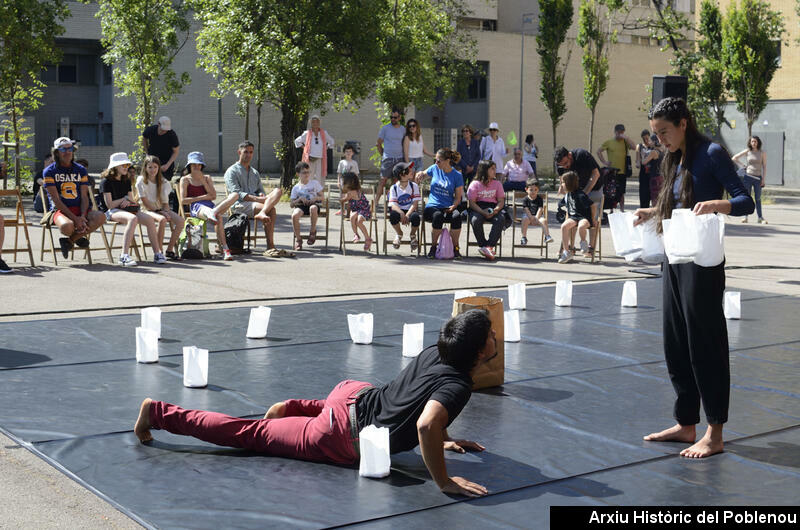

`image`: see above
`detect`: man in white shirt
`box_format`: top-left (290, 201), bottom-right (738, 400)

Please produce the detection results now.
top-left (294, 115), bottom-right (334, 186)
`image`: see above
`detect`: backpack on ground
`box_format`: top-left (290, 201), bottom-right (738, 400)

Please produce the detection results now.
top-left (224, 212), bottom-right (249, 254)
top-left (178, 217), bottom-right (210, 259)
top-left (435, 228), bottom-right (454, 259)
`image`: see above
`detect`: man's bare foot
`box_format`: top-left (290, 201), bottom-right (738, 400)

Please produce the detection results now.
top-left (264, 401), bottom-right (286, 419)
top-left (680, 425), bottom-right (724, 458)
top-left (254, 212), bottom-right (268, 222)
top-left (643, 423), bottom-right (696, 443)
top-left (134, 398), bottom-right (154, 443)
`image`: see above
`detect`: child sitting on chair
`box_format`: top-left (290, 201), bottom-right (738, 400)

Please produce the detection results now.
top-left (290, 161), bottom-right (324, 251)
top-left (558, 171), bottom-right (595, 264)
top-left (336, 143), bottom-right (359, 218)
top-left (387, 161), bottom-right (421, 251)
top-left (340, 172), bottom-right (372, 251)
top-left (520, 178), bottom-right (553, 246)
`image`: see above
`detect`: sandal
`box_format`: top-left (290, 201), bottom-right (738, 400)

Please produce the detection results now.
top-left (352, 235), bottom-right (361, 244)
top-left (392, 235), bottom-right (401, 249)
top-left (294, 236), bottom-right (303, 251)
top-left (278, 248), bottom-right (296, 258)
top-left (263, 248), bottom-right (281, 257)
top-left (165, 250), bottom-right (177, 260)
top-left (364, 237), bottom-right (373, 252)
top-left (307, 231), bottom-right (316, 245)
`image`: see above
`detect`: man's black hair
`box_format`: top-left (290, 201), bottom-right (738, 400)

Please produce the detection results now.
top-left (295, 161), bottom-right (310, 173)
top-left (238, 140), bottom-right (255, 150)
top-left (554, 146), bottom-right (569, 162)
top-left (437, 309), bottom-right (492, 374)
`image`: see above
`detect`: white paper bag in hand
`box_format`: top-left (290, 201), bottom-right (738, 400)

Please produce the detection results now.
top-left (663, 209), bottom-right (697, 264)
top-left (504, 310), bottom-right (521, 342)
top-left (402, 323), bottom-right (425, 357)
top-left (639, 219), bottom-right (665, 264)
top-left (621, 281), bottom-right (638, 307)
top-left (348, 313), bottom-right (373, 344)
top-left (693, 213), bottom-right (725, 267)
top-left (608, 212), bottom-right (642, 257)
top-left (246, 306), bottom-right (272, 339)
top-left (358, 425), bottom-right (390, 478)
top-left (508, 283), bottom-right (526, 310)
top-left (555, 280), bottom-right (572, 307)
top-left (454, 290), bottom-right (476, 301)
top-left (141, 307), bottom-right (161, 339)
top-left (183, 346), bottom-right (208, 388)
top-left (135, 327), bottom-right (159, 363)
top-left (724, 291), bottom-right (741, 320)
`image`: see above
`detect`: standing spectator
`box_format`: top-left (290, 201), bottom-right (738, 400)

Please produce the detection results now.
top-left (635, 130), bottom-right (660, 208)
top-left (415, 148), bottom-right (464, 260)
top-left (42, 137), bottom-right (105, 258)
top-left (142, 116), bottom-right (180, 181)
top-left (33, 153), bottom-right (54, 213)
top-left (596, 124), bottom-right (636, 211)
top-left (402, 118), bottom-right (434, 171)
top-left (224, 141), bottom-right (286, 257)
top-left (467, 160), bottom-right (505, 260)
top-left (502, 148), bottom-right (535, 192)
top-left (456, 124), bottom-right (481, 185)
top-left (479, 122), bottom-right (507, 179)
top-left (523, 134), bottom-right (538, 176)
top-left (376, 108), bottom-right (406, 200)
top-left (732, 136), bottom-right (767, 224)
top-left (294, 115), bottom-right (335, 187)
top-left (554, 145), bottom-right (603, 232)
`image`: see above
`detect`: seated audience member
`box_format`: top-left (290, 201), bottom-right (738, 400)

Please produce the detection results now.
top-left (558, 171), bottom-right (595, 264)
top-left (387, 162), bottom-right (421, 251)
top-left (467, 160), bottom-right (505, 261)
top-left (336, 143), bottom-right (359, 217)
top-left (135, 309), bottom-right (496, 498)
top-left (42, 137), bottom-right (105, 258)
top-left (519, 179), bottom-right (552, 245)
top-left (180, 151), bottom-right (238, 261)
top-left (224, 141), bottom-right (285, 256)
top-left (100, 152), bottom-right (164, 267)
top-left (502, 148), bottom-right (535, 192)
top-left (290, 161), bottom-right (324, 251)
top-left (136, 155), bottom-right (185, 259)
top-left (415, 148), bottom-right (465, 260)
top-left (340, 172), bottom-right (373, 252)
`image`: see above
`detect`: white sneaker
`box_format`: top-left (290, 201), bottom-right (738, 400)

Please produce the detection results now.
top-left (119, 254), bottom-right (138, 267)
top-left (154, 252), bottom-right (167, 264)
top-left (223, 249), bottom-right (233, 261)
top-left (557, 250), bottom-right (573, 264)
top-left (478, 246), bottom-right (494, 260)
top-left (579, 240), bottom-right (589, 254)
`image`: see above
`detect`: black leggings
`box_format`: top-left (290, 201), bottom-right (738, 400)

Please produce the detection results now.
top-left (389, 209), bottom-right (421, 227)
top-left (469, 204), bottom-right (505, 247)
top-left (662, 260), bottom-right (729, 425)
top-left (424, 206), bottom-right (463, 230)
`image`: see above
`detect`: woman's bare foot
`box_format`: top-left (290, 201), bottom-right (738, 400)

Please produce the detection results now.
top-left (264, 401), bottom-right (286, 419)
top-left (643, 423), bottom-right (696, 443)
top-left (680, 425), bottom-right (724, 458)
top-left (254, 212), bottom-right (268, 222)
top-left (134, 398), bottom-right (153, 443)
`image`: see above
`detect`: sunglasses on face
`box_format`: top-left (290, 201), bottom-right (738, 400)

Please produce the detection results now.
top-left (390, 115), bottom-right (400, 120)
top-left (58, 146), bottom-right (74, 152)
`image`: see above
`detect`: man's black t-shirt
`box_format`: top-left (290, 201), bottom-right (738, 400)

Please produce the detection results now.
top-left (571, 148), bottom-right (602, 191)
top-left (142, 124), bottom-right (179, 173)
top-left (356, 346), bottom-right (472, 454)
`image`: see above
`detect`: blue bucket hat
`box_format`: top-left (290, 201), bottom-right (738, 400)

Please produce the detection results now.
top-left (185, 151), bottom-right (205, 171)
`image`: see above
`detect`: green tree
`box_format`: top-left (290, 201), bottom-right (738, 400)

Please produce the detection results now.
top-left (536, 0), bottom-right (574, 175)
top-left (689, 1), bottom-right (727, 135)
top-left (577, 0), bottom-right (625, 151)
top-left (723, 0), bottom-right (786, 139)
top-left (95, 0), bottom-right (191, 160)
top-left (0, 0), bottom-right (70, 189)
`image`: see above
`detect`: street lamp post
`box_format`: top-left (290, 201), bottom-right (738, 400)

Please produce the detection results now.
top-left (519, 12), bottom-right (536, 154)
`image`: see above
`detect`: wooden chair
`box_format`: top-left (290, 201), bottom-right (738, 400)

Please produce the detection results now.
top-left (569, 194), bottom-right (604, 263)
top-left (295, 185), bottom-right (331, 250)
top-left (511, 190), bottom-right (549, 259)
top-left (382, 184), bottom-right (423, 256)
top-left (339, 186), bottom-right (379, 255)
top-left (90, 192), bottom-right (142, 262)
top-left (0, 189), bottom-right (35, 266)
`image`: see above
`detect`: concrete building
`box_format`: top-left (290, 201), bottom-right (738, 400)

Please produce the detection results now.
top-left (19, 0), bottom-right (685, 181)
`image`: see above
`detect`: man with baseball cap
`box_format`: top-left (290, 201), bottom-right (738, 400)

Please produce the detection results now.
top-left (43, 137), bottom-right (105, 258)
top-left (142, 116), bottom-right (180, 181)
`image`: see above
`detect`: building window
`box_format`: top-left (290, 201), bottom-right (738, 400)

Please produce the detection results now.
top-left (41, 54), bottom-right (99, 85)
top-left (482, 19), bottom-right (497, 31)
top-left (63, 124), bottom-right (113, 147)
top-left (58, 55), bottom-right (78, 84)
top-left (455, 61), bottom-right (489, 103)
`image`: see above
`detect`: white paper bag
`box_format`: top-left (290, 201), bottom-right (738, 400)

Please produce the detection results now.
top-left (608, 212), bottom-right (642, 257)
top-left (141, 307), bottom-right (161, 339)
top-left (402, 323), bottom-right (425, 357)
top-left (183, 346), bottom-right (208, 388)
top-left (693, 213), bottom-right (725, 267)
top-left (347, 313), bottom-right (373, 344)
top-left (621, 281), bottom-right (638, 307)
top-left (454, 290), bottom-right (477, 301)
top-left (504, 310), bottom-right (521, 342)
top-left (724, 291), bottom-right (741, 320)
top-left (663, 210), bottom-right (724, 267)
top-left (246, 306), bottom-right (272, 339)
top-left (555, 280), bottom-right (572, 307)
top-left (135, 327), bottom-right (159, 363)
top-left (639, 219), bottom-right (665, 264)
top-left (508, 283), bottom-right (526, 310)
top-left (358, 425), bottom-right (391, 478)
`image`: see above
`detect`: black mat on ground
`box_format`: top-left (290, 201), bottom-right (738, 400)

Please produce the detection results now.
top-left (1, 279), bottom-right (798, 528)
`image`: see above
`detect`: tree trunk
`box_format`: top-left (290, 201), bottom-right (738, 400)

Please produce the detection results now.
top-left (279, 95), bottom-right (302, 190)
top-left (257, 103), bottom-right (262, 172)
top-left (11, 98), bottom-right (20, 190)
top-left (551, 120), bottom-right (558, 189)
top-left (588, 107), bottom-right (596, 153)
top-left (244, 99), bottom-right (250, 141)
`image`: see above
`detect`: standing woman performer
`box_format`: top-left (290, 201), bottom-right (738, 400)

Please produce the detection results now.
top-left (634, 98), bottom-right (754, 458)
top-left (731, 136), bottom-right (767, 224)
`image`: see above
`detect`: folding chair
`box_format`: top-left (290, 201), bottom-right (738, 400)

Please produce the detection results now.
top-left (90, 192), bottom-right (145, 262)
top-left (0, 189), bottom-right (35, 266)
top-left (295, 184), bottom-right (331, 250)
top-left (511, 190), bottom-right (549, 259)
top-left (339, 185), bottom-right (379, 255)
top-left (382, 185), bottom-right (423, 256)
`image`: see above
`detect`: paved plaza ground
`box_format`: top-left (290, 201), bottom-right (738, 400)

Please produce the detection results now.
top-left (0, 182), bottom-right (798, 527)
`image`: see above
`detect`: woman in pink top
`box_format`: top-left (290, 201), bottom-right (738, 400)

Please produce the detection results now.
top-left (502, 148), bottom-right (535, 192)
top-left (467, 160), bottom-right (505, 260)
